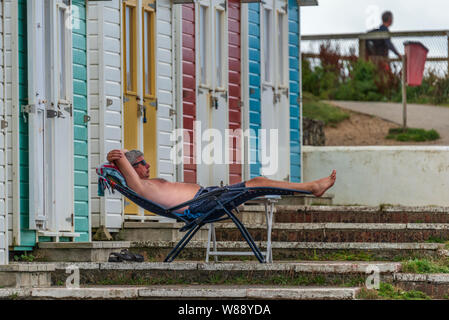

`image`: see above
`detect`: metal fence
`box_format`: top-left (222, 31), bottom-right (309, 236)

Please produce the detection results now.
top-left (301, 30), bottom-right (449, 78)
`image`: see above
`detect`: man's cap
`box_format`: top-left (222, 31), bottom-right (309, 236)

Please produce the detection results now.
top-left (125, 149), bottom-right (144, 166)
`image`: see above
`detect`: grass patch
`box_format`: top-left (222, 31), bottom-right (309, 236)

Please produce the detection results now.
top-left (386, 127), bottom-right (440, 142)
top-left (357, 283), bottom-right (430, 300)
top-left (299, 250), bottom-right (378, 262)
top-left (401, 258), bottom-right (449, 273)
top-left (303, 92), bottom-right (350, 127)
top-left (94, 273), bottom-right (365, 287)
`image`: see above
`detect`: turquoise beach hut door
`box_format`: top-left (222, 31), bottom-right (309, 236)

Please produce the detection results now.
top-left (196, 0), bottom-right (229, 187)
top-left (27, 0), bottom-right (74, 235)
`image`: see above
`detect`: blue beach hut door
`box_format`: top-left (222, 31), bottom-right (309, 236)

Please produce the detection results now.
top-left (27, 0), bottom-right (74, 235)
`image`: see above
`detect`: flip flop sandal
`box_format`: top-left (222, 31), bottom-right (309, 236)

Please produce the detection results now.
top-left (120, 249), bottom-right (144, 262)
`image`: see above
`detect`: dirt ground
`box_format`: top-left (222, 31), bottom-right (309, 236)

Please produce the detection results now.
top-left (324, 107), bottom-right (443, 146)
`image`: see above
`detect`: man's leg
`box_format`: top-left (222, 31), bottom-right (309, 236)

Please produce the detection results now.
top-left (244, 170), bottom-right (336, 197)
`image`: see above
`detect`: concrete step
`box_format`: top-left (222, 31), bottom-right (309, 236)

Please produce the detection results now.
top-left (0, 285), bottom-right (360, 300)
top-left (122, 222), bottom-right (208, 242)
top-left (33, 241), bottom-right (131, 262)
top-left (393, 273), bottom-right (449, 299)
top-left (0, 264), bottom-right (55, 288)
top-left (240, 205), bottom-right (449, 224)
top-left (44, 261), bottom-right (400, 288)
top-left (213, 222), bottom-right (449, 243)
top-left (130, 241), bottom-right (446, 261)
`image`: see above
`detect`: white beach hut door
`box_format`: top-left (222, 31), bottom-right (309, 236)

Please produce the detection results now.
top-left (260, 1), bottom-right (276, 178)
top-left (260, 0), bottom-right (289, 180)
top-left (273, 0), bottom-right (289, 181)
top-left (52, 0), bottom-right (74, 232)
top-left (28, 0), bottom-right (74, 233)
top-left (27, 0), bottom-right (47, 230)
top-left (196, 0), bottom-right (229, 187)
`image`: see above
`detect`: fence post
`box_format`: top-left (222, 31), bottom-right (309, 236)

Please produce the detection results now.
top-left (359, 37), bottom-right (366, 61)
top-left (402, 54), bottom-right (407, 130)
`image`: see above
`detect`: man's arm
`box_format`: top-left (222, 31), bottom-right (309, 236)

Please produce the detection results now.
top-left (386, 38), bottom-right (401, 57)
top-left (107, 149), bottom-right (145, 195)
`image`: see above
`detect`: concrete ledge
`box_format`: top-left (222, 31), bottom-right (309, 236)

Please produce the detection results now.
top-left (0, 286), bottom-right (360, 300)
top-left (0, 263), bottom-right (55, 288)
top-left (46, 261), bottom-right (401, 273)
top-left (214, 223), bottom-right (449, 230)
top-left (131, 240), bottom-right (445, 250)
top-left (37, 241), bottom-right (131, 249)
top-left (394, 273), bottom-right (449, 284)
top-left (34, 242), bottom-right (131, 262)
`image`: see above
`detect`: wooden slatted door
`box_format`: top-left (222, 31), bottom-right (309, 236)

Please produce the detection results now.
top-left (273, 0), bottom-right (290, 181)
top-left (141, 0), bottom-right (157, 183)
top-left (260, 0), bottom-right (289, 180)
top-left (196, 0), bottom-right (229, 187)
top-left (123, 0), bottom-right (139, 215)
top-left (27, 0), bottom-right (74, 233)
top-left (123, 0), bottom-right (157, 216)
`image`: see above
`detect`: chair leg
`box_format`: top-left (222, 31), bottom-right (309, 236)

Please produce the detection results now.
top-left (164, 223), bottom-right (203, 263)
top-left (223, 208), bottom-right (266, 263)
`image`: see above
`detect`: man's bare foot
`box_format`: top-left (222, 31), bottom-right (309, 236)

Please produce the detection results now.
top-left (312, 170), bottom-right (336, 197)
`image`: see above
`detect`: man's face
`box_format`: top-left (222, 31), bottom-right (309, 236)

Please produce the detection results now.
top-left (132, 156), bottom-right (150, 179)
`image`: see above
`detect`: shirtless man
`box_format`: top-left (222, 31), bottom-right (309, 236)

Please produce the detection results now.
top-left (107, 149), bottom-right (336, 212)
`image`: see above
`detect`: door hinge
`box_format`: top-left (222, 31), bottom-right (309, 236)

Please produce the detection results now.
top-left (1, 120), bottom-right (8, 130)
top-left (149, 99), bottom-right (158, 110)
top-left (238, 101), bottom-right (244, 108)
top-left (22, 104), bottom-right (36, 114)
top-left (148, 2), bottom-right (156, 11)
top-left (64, 105), bottom-right (73, 117)
top-left (83, 115), bottom-right (91, 123)
top-left (123, 96), bottom-right (130, 103)
top-left (47, 109), bottom-right (64, 118)
top-left (169, 109), bottom-right (177, 117)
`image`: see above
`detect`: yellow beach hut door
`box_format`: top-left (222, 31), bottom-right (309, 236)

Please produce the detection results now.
top-left (123, 0), bottom-right (157, 216)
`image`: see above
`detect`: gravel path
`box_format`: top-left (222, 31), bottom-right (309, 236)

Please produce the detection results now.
top-left (326, 100), bottom-right (449, 145)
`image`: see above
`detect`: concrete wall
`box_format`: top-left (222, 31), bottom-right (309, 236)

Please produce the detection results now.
top-left (303, 146), bottom-right (449, 206)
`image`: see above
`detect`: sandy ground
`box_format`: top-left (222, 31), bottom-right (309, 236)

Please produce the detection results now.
top-left (324, 107), bottom-right (444, 146)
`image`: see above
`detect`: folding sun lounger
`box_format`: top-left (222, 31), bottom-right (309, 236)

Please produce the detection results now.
top-left (97, 164), bottom-right (311, 263)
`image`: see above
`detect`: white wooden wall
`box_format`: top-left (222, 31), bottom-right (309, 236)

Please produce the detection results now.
top-left (156, 0), bottom-right (176, 182)
top-left (5, 0), bottom-right (14, 250)
top-left (0, 1), bottom-right (7, 264)
top-left (87, 0), bottom-right (123, 230)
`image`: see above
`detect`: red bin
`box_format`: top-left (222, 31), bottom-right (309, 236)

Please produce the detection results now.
top-left (404, 41), bottom-right (429, 86)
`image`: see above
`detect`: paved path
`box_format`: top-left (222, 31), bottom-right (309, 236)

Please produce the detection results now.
top-left (326, 100), bottom-right (449, 145)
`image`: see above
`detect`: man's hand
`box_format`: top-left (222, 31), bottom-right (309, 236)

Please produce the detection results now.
top-left (107, 149), bottom-right (126, 163)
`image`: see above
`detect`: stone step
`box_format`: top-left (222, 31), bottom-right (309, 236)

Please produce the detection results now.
top-left (393, 273), bottom-right (449, 299)
top-left (44, 261), bottom-right (400, 288)
top-left (0, 264), bottom-right (55, 288)
top-left (130, 241), bottom-right (446, 261)
top-left (240, 205), bottom-right (449, 224)
top-left (213, 222), bottom-right (449, 243)
top-left (0, 285), bottom-right (360, 300)
top-left (33, 241), bottom-right (131, 262)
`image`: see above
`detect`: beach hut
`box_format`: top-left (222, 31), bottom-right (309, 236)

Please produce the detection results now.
top-left (88, 0), bottom-right (177, 227)
top-left (7, 0), bottom-right (90, 253)
top-left (179, 0), bottom-right (243, 187)
top-left (242, 0), bottom-right (315, 183)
